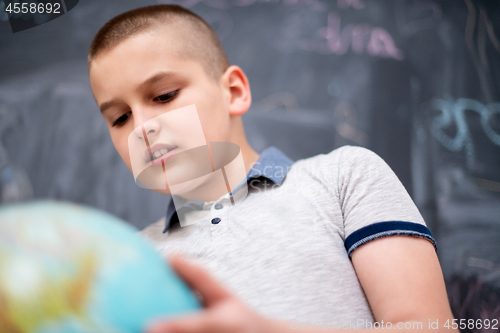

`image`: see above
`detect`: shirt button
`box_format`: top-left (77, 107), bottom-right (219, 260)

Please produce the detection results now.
top-left (211, 217), bottom-right (221, 224)
top-left (214, 203), bottom-right (223, 210)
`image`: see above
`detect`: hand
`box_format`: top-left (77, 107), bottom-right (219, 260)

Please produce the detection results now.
top-left (145, 254), bottom-right (283, 333)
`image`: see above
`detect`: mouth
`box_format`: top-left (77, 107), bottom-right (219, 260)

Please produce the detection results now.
top-left (145, 144), bottom-right (178, 167)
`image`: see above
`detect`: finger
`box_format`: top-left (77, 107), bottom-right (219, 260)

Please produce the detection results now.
top-left (146, 313), bottom-right (221, 333)
top-left (167, 254), bottom-right (232, 305)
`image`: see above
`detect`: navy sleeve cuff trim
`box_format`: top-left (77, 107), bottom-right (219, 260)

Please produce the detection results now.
top-left (344, 221), bottom-right (437, 258)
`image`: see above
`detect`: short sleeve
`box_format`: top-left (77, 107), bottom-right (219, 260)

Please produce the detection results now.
top-left (337, 146), bottom-right (437, 257)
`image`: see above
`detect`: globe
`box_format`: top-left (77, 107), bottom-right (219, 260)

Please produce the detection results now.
top-left (0, 201), bottom-right (201, 333)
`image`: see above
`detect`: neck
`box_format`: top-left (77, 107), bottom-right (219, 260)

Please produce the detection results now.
top-left (174, 117), bottom-right (259, 202)
top-left (231, 116), bottom-right (260, 174)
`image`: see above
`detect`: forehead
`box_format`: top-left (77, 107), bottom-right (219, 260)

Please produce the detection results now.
top-left (89, 28), bottom-right (206, 97)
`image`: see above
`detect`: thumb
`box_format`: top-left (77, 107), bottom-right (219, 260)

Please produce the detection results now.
top-left (167, 254), bottom-right (232, 306)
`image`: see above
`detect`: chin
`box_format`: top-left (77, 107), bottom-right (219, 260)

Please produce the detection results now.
top-left (151, 188), bottom-right (172, 195)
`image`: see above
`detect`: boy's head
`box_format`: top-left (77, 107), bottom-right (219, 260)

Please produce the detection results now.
top-left (88, 5), bottom-right (229, 81)
top-left (88, 5), bottom-right (257, 199)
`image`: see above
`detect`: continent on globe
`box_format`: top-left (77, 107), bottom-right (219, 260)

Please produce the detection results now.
top-left (0, 201), bottom-right (201, 333)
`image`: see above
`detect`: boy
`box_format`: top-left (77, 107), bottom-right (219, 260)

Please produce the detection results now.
top-left (88, 4), bottom-right (456, 332)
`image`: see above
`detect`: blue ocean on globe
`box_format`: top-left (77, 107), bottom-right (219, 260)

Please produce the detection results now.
top-left (0, 201), bottom-right (201, 333)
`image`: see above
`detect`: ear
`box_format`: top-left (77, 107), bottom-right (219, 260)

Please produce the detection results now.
top-left (221, 65), bottom-right (252, 117)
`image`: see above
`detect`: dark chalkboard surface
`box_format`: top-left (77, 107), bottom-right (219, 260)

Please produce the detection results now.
top-left (1, 0), bottom-right (499, 285)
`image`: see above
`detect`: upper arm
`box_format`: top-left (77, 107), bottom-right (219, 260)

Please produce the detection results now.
top-left (335, 146), bottom-right (456, 329)
top-left (351, 235), bottom-right (455, 327)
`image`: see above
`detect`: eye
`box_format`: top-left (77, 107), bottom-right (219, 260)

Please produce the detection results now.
top-left (112, 111), bottom-right (131, 127)
top-left (153, 90), bottom-right (179, 103)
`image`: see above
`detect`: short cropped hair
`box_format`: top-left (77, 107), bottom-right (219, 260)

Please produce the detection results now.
top-left (88, 4), bottom-right (230, 80)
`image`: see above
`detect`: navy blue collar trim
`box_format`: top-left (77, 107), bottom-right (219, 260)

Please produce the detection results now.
top-left (163, 146), bottom-right (293, 233)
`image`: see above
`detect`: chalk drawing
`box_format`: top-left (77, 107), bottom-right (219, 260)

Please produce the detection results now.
top-left (298, 12), bottom-right (404, 59)
top-left (431, 98), bottom-right (500, 165)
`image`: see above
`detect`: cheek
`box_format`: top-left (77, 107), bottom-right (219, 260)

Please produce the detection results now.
top-left (201, 110), bottom-right (230, 143)
top-left (111, 132), bottom-right (133, 169)
top-left (197, 95), bottom-right (230, 142)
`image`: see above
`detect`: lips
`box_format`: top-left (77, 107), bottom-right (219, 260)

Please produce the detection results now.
top-left (145, 143), bottom-right (178, 167)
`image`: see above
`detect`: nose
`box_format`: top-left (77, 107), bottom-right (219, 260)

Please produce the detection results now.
top-left (132, 109), bottom-right (161, 141)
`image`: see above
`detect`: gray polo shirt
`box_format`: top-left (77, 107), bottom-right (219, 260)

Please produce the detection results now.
top-left (140, 145), bottom-right (436, 326)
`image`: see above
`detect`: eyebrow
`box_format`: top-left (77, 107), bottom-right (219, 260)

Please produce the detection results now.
top-left (137, 71), bottom-right (178, 91)
top-left (99, 71), bottom-right (179, 114)
top-left (99, 99), bottom-right (122, 114)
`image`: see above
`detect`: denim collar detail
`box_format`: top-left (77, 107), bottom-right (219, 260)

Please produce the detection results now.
top-left (246, 146), bottom-right (293, 186)
top-left (163, 146), bottom-right (293, 233)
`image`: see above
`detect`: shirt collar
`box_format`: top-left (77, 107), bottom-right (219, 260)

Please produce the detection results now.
top-left (163, 146), bottom-right (293, 233)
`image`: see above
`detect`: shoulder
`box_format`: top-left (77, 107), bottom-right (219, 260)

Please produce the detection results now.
top-left (321, 145), bottom-right (388, 172)
top-left (292, 145), bottom-right (377, 168)
top-left (335, 145), bottom-right (397, 182)
top-left (288, 145), bottom-right (380, 183)
top-left (335, 145), bottom-right (383, 162)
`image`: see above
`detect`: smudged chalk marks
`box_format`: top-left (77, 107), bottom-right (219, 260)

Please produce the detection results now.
top-left (395, 0), bottom-right (442, 37)
top-left (464, 0), bottom-right (500, 103)
top-left (158, 0), bottom-right (323, 9)
top-left (337, 0), bottom-right (364, 10)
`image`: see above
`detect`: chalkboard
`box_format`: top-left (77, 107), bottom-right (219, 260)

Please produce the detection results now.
top-left (1, 0), bottom-right (499, 285)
